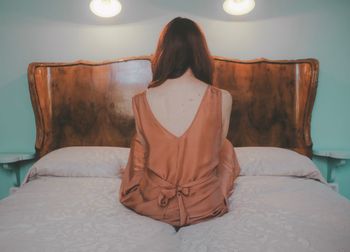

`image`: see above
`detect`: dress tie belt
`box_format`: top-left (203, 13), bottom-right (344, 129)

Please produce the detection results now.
top-left (144, 168), bottom-right (217, 226)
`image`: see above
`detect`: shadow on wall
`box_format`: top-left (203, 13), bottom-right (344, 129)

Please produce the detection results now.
top-left (0, 0), bottom-right (327, 25)
top-left (0, 74), bottom-right (35, 152)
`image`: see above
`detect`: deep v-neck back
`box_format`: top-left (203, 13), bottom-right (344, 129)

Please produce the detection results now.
top-left (143, 85), bottom-right (211, 140)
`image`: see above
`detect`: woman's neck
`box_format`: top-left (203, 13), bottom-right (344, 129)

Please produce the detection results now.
top-left (164, 68), bottom-right (198, 86)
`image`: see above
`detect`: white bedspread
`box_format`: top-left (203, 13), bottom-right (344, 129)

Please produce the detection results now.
top-left (1, 176), bottom-right (350, 252)
top-left (0, 177), bottom-right (179, 252)
top-left (178, 176), bottom-right (350, 252)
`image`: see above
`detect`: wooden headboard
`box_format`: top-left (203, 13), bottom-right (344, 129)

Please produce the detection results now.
top-left (28, 56), bottom-right (319, 158)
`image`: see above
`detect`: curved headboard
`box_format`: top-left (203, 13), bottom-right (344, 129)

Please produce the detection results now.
top-left (28, 56), bottom-right (319, 158)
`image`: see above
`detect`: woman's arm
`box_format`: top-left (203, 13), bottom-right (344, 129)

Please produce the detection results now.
top-left (119, 96), bottom-right (147, 198)
top-left (221, 89), bottom-right (232, 143)
top-left (217, 90), bottom-right (240, 200)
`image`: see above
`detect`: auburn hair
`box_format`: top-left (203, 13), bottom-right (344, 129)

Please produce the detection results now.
top-left (149, 17), bottom-right (214, 88)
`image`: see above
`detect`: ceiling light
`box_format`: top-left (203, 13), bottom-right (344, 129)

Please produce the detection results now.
top-left (223, 0), bottom-right (255, 16)
top-left (89, 0), bottom-right (122, 18)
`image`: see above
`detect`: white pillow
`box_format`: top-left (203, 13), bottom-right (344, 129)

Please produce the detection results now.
top-left (24, 146), bottom-right (326, 184)
top-left (235, 147), bottom-right (326, 183)
top-left (26, 146), bottom-right (130, 179)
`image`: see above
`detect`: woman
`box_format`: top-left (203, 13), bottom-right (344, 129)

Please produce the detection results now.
top-left (119, 17), bottom-right (240, 231)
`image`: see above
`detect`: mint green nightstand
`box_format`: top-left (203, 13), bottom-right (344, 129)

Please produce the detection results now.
top-left (0, 153), bottom-right (36, 187)
top-left (313, 150), bottom-right (350, 192)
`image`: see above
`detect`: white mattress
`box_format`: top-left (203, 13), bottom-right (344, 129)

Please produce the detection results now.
top-left (1, 175), bottom-right (350, 252)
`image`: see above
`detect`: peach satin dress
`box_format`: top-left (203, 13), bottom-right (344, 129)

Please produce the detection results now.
top-left (119, 85), bottom-right (240, 228)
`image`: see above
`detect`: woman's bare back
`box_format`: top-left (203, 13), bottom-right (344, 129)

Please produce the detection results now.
top-left (145, 69), bottom-right (233, 144)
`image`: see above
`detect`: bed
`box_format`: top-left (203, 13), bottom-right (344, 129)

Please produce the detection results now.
top-left (0, 56), bottom-right (349, 252)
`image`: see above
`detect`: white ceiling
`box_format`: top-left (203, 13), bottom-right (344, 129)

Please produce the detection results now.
top-left (0, 0), bottom-right (325, 25)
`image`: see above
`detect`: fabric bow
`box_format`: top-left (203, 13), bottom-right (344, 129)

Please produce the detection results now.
top-left (158, 185), bottom-right (190, 207)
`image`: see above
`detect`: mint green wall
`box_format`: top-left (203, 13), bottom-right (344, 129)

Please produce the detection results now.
top-left (0, 162), bottom-right (33, 199)
top-left (0, 168), bottom-right (16, 199)
top-left (0, 0), bottom-right (349, 199)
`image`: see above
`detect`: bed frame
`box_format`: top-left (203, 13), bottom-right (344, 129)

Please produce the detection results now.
top-left (27, 56), bottom-right (319, 158)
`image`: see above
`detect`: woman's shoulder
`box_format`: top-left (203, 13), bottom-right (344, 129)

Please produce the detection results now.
top-left (211, 86), bottom-right (232, 103)
top-left (132, 90), bottom-right (147, 102)
top-left (211, 86), bottom-right (232, 120)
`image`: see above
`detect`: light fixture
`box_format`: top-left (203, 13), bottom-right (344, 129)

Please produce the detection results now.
top-left (89, 0), bottom-right (122, 18)
top-left (223, 0), bottom-right (255, 16)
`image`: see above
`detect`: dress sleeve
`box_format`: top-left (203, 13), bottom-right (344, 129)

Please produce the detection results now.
top-left (119, 95), bottom-right (147, 200)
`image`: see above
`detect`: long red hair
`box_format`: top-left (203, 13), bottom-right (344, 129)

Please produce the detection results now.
top-left (149, 17), bottom-right (214, 88)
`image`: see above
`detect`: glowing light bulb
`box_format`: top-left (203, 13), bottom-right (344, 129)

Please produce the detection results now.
top-left (223, 0), bottom-right (255, 16)
top-left (89, 0), bottom-right (122, 18)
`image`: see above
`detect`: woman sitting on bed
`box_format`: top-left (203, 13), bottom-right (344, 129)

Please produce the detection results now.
top-left (119, 17), bottom-right (240, 231)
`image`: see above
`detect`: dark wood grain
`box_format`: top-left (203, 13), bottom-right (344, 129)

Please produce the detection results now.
top-left (28, 56), bottom-right (319, 158)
